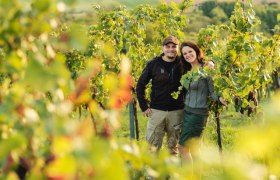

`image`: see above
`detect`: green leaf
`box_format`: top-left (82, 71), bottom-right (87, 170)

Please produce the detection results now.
top-left (0, 134), bottom-right (27, 159)
top-left (20, 59), bottom-right (57, 92)
top-left (69, 24), bottom-right (89, 51)
top-left (171, 91), bottom-right (179, 99)
top-left (32, 0), bottom-right (50, 12)
top-left (6, 52), bottom-right (25, 71)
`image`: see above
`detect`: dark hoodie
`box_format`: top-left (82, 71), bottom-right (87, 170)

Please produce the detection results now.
top-left (136, 54), bottom-right (184, 112)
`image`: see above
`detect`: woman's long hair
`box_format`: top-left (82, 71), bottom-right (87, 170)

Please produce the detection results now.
top-left (180, 41), bottom-right (205, 74)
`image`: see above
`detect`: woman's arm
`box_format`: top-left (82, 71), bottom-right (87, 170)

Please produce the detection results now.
top-left (207, 77), bottom-right (227, 106)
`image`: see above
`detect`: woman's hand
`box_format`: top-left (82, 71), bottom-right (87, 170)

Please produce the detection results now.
top-left (219, 97), bottom-right (227, 106)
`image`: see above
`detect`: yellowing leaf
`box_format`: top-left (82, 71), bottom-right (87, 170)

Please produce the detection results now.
top-left (52, 136), bottom-right (73, 156)
top-left (46, 156), bottom-right (77, 179)
top-left (6, 172), bottom-right (19, 180)
top-left (103, 74), bottom-right (118, 92)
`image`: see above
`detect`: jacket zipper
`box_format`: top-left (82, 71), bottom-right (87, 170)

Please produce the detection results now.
top-left (196, 79), bottom-right (199, 107)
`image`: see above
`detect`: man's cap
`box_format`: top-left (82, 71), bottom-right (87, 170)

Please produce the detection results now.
top-left (162, 36), bottom-right (179, 46)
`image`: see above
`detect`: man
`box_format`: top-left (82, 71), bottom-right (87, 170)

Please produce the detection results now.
top-left (136, 35), bottom-right (184, 155)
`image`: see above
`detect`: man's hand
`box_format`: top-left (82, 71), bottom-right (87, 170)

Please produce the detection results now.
top-left (143, 108), bottom-right (152, 117)
top-left (205, 60), bottom-right (215, 70)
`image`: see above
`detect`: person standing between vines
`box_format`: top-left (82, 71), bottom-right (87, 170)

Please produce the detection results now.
top-left (136, 36), bottom-right (184, 155)
top-left (178, 41), bottom-right (227, 161)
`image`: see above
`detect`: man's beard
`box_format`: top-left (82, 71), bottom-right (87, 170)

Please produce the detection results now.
top-left (167, 55), bottom-right (176, 59)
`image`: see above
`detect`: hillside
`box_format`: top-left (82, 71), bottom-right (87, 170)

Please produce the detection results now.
top-left (165, 0), bottom-right (280, 4)
top-left (72, 0), bottom-right (279, 11)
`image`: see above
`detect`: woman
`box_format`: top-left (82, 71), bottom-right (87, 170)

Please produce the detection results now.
top-left (178, 41), bottom-right (227, 161)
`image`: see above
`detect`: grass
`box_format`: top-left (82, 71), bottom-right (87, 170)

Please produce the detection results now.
top-left (75, 100), bottom-right (266, 153)
top-left (114, 107), bottom-right (147, 142)
top-left (114, 104), bottom-right (264, 152)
